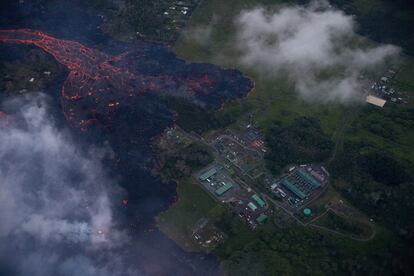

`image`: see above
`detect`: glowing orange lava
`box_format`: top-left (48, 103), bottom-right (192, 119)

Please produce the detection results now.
top-left (0, 29), bottom-right (216, 130)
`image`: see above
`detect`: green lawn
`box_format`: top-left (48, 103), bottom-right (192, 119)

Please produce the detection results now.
top-left (313, 210), bottom-right (374, 240)
top-left (156, 177), bottom-right (223, 252)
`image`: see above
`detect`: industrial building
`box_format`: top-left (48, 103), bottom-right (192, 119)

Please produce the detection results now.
top-left (196, 163), bottom-right (242, 201)
top-left (215, 182), bottom-right (233, 196)
top-left (296, 169), bottom-right (321, 189)
top-left (281, 179), bottom-right (306, 200)
top-left (247, 202), bottom-right (258, 211)
top-left (256, 214), bottom-right (268, 224)
top-left (252, 194), bottom-right (266, 208)
top-left (278, 167), bottom-right (324, 202)
top-left (366, 95), bottom-right (386, 108)
top-left (199, 168), bottom-right (217, 181)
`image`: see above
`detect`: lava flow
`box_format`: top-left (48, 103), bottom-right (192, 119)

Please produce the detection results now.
top-left (0, 29), bottom-right (253, 130)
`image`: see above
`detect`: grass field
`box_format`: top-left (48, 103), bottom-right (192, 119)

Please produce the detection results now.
top-left (313, 210), bottom-right (374, 240)
top-left (156, 177), bottom-right (223, 252)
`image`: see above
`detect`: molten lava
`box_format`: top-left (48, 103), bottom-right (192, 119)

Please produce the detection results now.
top-left (0, 29), bottom-right (253, 130)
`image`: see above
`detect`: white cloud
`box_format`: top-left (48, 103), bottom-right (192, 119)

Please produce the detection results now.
top-left (0, 94), bottom-right (219, 276)
top-left (235, 0), bottom-right (399, 102)
top-left (0, 94), bottom-right (127, 275)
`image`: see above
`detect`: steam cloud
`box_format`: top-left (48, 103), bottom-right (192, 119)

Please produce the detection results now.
top-left (235, 0), bottom-right (399, 102)
top-left (0, 94), bottom-right (129, 275)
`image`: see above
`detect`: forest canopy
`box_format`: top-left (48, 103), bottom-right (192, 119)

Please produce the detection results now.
top-left (264, 117), bottom-right (334, 173)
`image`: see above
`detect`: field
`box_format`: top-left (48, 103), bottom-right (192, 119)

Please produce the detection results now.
top-left (156, 177), bottom-right (224, 252)
top-left (167, 0), bottom-right (414, 274)
top-left (313, 210), bottom-right (374, 240)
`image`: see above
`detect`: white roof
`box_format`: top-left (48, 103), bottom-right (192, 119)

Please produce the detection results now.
top-left (366, 95), bottom-right (386, 107)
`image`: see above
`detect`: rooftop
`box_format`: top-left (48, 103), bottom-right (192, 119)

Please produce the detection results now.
top-left (214, 182), bottom-right (233, 196)
top-left (247, 202), bottom-right (258, 211)
top-left (256, 214), bottom-right (268, 224)
top-left (281, 179), bottom-right (306, 200)
top-left (366, 95), bottom-right (386, 108)
top-left (199, 168), bottom-right (217, 181)
top-left (252, 194), bottom-right (266, 208)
